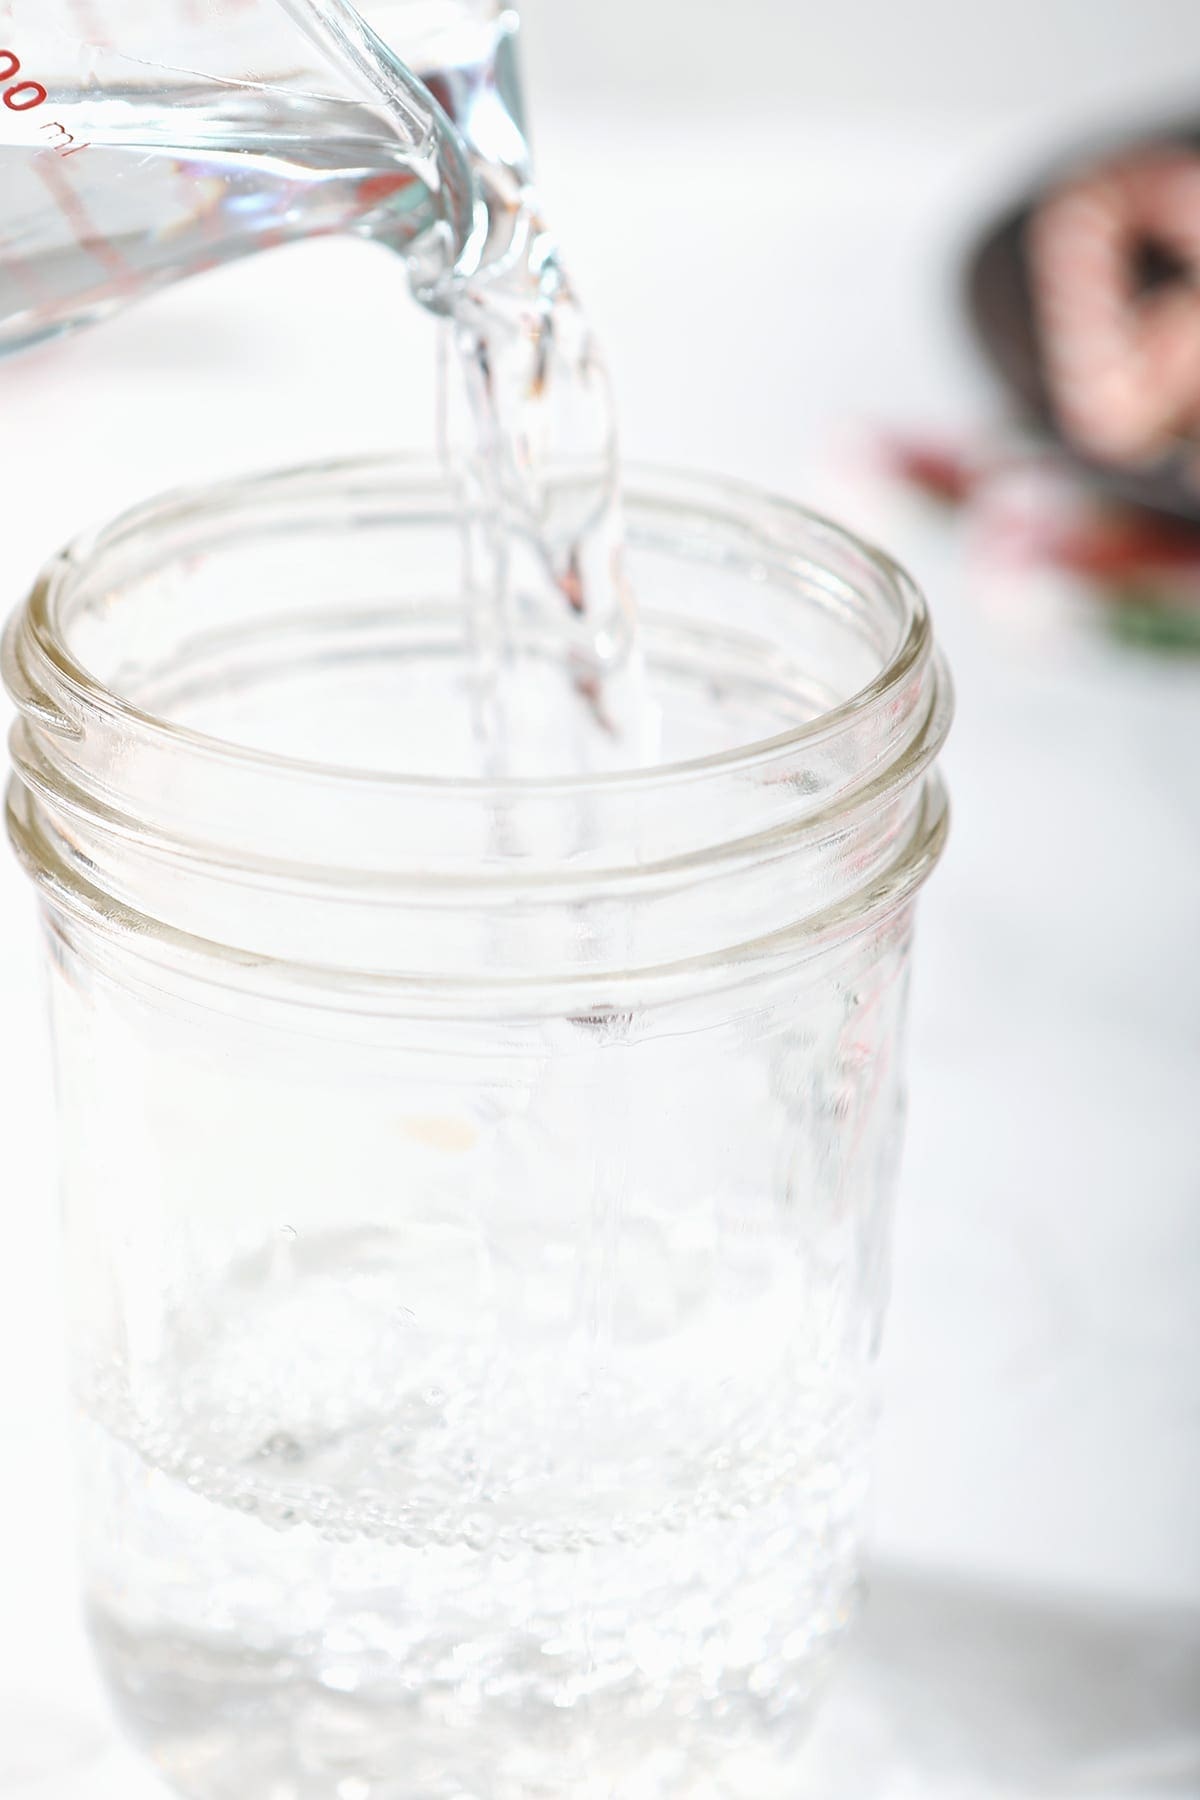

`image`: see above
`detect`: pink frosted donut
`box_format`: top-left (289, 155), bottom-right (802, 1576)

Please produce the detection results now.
top-left (1029, 150), bottom-right (1200, 464)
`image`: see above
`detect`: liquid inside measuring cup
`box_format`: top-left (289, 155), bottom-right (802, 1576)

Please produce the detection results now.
top-left (0, 0), bottom-right (652, 771)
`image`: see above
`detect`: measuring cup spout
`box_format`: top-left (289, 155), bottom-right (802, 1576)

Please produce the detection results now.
top-left (0, 0), bottom-right (517, 355)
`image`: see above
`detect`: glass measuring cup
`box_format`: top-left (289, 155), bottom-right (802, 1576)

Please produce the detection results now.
top-left (0, 0), bottom-right (523, 354)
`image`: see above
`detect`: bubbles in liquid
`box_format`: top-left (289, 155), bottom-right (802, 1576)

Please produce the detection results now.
top-left (78, 1219), bottom-right (871, 1797)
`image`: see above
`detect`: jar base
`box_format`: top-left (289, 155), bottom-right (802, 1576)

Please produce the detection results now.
top-left (90, 1600), bottom-right (845, 1800)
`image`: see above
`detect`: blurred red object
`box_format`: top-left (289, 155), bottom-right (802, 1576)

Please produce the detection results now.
top-left (880, 431), bottom-right (1200, 649)
top-left (878, 438), bottom-right (984, 506)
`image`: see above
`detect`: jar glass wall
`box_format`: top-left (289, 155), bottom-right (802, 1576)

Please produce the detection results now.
top-left (3, 457), bottom-right (950, 1800)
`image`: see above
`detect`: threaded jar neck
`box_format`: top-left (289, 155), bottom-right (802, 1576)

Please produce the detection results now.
top-left (5, 457), bottom-right (950, 1009)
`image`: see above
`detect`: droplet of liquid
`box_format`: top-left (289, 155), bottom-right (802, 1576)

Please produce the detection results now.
top-left (254, 1431), bottom-right (305, 1466)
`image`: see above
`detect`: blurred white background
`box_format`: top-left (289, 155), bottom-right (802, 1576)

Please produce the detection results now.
top-left (0, 1), bottom-right (1198, 1794)
top-left (522, 0), bottom-right (1198, 117)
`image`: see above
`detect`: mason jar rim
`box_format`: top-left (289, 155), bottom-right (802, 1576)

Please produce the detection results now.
top-left (4, 454), bottom-right (951, 1005)
top-left (9, 452), bottom-right (934, 800)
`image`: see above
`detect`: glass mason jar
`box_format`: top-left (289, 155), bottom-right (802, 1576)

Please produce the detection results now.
top-left (3, 456), bottom-right (950, 1800)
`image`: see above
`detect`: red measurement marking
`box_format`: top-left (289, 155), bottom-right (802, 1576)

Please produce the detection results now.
top-left (36, 153), bottom-right (133, 286)
top-left (39, 119), bottom-right (89, 157)
top-left (5, 79), bottom-right (48, 110)
top-left (0, 46), bottom-right (48, 112)
top-left (2, 45), bottom-right (92, 155)
top-left (356, 171), bottom-right (419, 210)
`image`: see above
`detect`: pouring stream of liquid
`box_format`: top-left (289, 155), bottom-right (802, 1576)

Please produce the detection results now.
top-left (274, 0), bottom-right (653, 772)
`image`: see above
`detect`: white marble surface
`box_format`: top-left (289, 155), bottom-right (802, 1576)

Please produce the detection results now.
top-left (0, 98), bottom-right (1198, 1794)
